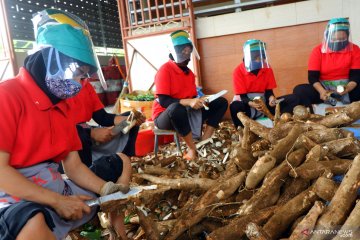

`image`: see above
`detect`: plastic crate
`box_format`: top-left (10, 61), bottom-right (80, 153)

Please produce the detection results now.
top-left (135, 129), bottom-right (175, 156)
top-left (135, 129), bottom-right (154, 157)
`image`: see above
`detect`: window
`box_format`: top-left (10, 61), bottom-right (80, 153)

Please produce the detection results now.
top-left (5, 0), bottom-right (122, 49)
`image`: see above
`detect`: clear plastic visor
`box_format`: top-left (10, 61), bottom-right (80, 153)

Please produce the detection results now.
top-left (32, 11), bottom-right (107, 90)
top-left (321, 25), bottom-right (352, 53)
top-left (41, 47), bottom-right (94, 83)
top-left (168, 42), bottom-right (200, 63)
top-left (90, 43), bottom-right (107, 90)
top-left (243, 45), bottom-right (269, 72)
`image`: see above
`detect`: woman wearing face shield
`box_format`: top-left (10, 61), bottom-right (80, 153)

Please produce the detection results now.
top-left (293, 18), bottom-right (360, 111)
top-left (230, 39), bottom-right (299, 130)
top-left (152, 30), bottom-right (228, 161)
top-left (0, 9), bottom-right (128, 240)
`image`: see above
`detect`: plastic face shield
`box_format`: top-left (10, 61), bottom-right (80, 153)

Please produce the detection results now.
top-left (243, 40), bottom-right (269, 72)
top-left (170, 43), bottom-right (191, 63)
top-left (43, 47), bottom-right (91, 81)
top-left (31, 9), bottom-right (107, 90)
top-left (168, 31), bottom-right (200, 64)
top-left (322, 19), bottom-right (352, 53)
top-left (41, 47), bottom-right (90, 98)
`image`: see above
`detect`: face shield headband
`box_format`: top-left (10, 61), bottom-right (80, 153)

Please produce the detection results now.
top-left (168, 30), bottom-right (200, 64)
top-left (31, 9), bottom-right (107, 90)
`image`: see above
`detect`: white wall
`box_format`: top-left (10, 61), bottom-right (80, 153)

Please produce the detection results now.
top-left (195, 0), bottom-right (360, 45)
top-left (126, 35), bottom-right (196, 92)
top-left (127, 0), bottom-right (360, 91)
top-left (15, 0), bottom-right (359, 90)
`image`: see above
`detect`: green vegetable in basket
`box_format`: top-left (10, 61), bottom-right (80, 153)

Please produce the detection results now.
top-left (124, 92), bottom-right (155, 101)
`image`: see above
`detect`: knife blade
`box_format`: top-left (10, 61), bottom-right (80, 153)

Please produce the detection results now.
top-left (271, 98), bottom-right (285, 105)
top-left (85, 185), bottom-right (157, 207)
top-left (206, 90), bottom-right (228, 103)
top-left (111, 120), bottom-right (130, 136)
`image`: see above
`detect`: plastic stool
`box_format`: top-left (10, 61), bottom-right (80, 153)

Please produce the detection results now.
top-left (153, 128), bottom-right (182, 156)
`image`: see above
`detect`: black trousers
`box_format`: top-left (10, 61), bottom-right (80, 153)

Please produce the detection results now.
top-left (59, 121), bottom-right (139, 173)
top-left (229, 94), bottom-right (299, 128)
top-left (154, 97), bottom-right (228, 136)
top-left (293, 83), bottom-right (360, 111)
top-left (78, 125), bottom-right (139, 167)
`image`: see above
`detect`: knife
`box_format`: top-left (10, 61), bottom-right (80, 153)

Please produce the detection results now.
top-left (85, 185), bottom-right (157, 207)
top-left (111, 120), bottom-right (131, 136)
top-left (271, 98), bottom-right (285, 105)
top-left (203, 90), bottom-right (228, 110)
top-left (206, 90), bottom-right (228, 103)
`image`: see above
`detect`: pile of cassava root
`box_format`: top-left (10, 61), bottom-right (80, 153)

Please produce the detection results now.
top-left (94, 102), bottom-right (360, 240)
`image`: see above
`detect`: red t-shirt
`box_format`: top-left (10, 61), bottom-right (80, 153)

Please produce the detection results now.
top-left (308, 43), bottom-right (360, 81)
top-left (67, 80), bottom-right (104, 124)
top-left (0, 68), bottom-right (82, 168)
top-left (152, 60), bottom-right (197, 119)
top-left (232, 63), bottom-right (277, 95)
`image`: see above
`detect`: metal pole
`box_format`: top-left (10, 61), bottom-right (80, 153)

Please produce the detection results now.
top-left (234, 0), bottom-right (242, 12)
top-left (127, 42), bottom-right (158, 72)
top-left (187, 0), bottom-right (201, 86)
top-left (0, 0), bottom-right (17, 78)
top-left (126, 41), bottom-right (159, 91)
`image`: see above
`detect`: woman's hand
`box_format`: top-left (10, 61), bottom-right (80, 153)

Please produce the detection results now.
top-left (52, 194), bottom-right (92, 220)
top-left (189, 98), bottom-right (206, 109)
top-left (180, 98), bottom-right (205, 110)
top-left (248, 101), bottom-right (263, 112)
top-left (319, 91), bottom-right (329, 101)
top-left (268, 95), bottom-right (277, 107)
top-left (340, 81), bottom-right (357, 95)
top-left (90, 127), bottom-right (113, 143)
top-left (313, 82), bottom-right (329, 101)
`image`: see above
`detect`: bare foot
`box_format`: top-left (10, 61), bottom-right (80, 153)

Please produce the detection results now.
top-left (201, 125), bottom-right (215, 141)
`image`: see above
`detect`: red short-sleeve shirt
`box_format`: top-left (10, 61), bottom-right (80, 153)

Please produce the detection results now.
top-left (0, 68), bottom-right (82, 168)
top-left (152, 60), bottom-right (197, 119)
top-left (67, 80), bottom-right (104, 124)
top-left (308, 43), bottom-right (360, 81)
top-left (232, 63), bottom-right (277, 95)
